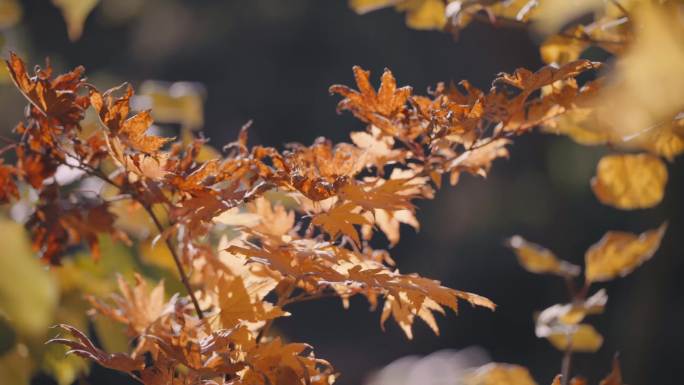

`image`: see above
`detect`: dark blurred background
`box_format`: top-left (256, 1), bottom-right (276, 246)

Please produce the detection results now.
top-left (1, 1), bottom-right (681, 384)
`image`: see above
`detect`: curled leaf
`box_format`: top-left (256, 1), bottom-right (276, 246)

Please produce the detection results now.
top-left (506, 235), bottom-right (580, 276)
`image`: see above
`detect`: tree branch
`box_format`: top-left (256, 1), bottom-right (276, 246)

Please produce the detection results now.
top-left (144, 205), bottom-right (205, 319)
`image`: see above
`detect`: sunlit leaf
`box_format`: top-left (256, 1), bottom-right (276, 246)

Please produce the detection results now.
top-left (546, 323), bottom-right (603, 353)
top-left (591, 153), bottom-right (667, 210)
top-left (585, 223), bottom-right (667, 283)
top-left (0, 218), bottom-right (57, 337)
top-left (506, 235), bottom-right (580, 276)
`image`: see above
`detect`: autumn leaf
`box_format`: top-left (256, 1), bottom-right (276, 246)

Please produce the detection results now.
top-left (591, 153), bottom-right (668, 210)
top-left (506, 235), bottom-right (580, 277)
top-left (0, 161), bottom-right (19, 202)
top-left (218, 275), bottom-right (287, 329)
top-left (545, 323), bottom-right (604, 353)
top-left (91, 85), bottom-right (173, 154)
top-left (330, 66), bottom-right (412, 135)
top-left (535, 290), bottom-right (607, 338)
top-left (311, 202), bottom-right (371, 245)
top-left (585, 223), bottom-right (667, 283)
top-left (5, 52), bottom-right (87, 128)
top-left (87, 274), bottom-right (166, 335)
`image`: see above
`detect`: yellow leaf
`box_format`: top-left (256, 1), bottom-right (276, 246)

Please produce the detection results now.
top-left (546, 324), bottom-right (603, 353)
top-left (51, 0), bottom-right (99, 41)
top-left (399, 0), bottom-right (446, 30)
top-left (138, 240), bottom-right (177, 272)
top-left (0, 345), bottom-right (33, 385)
top-left (594, 3), bottom-right (684, 145)
top-left (540, 32), bottom-right (588, 65)
top-left (136, 80), bottom-right (205, 130)
top-left (351, 0), bottom-right (447, 30)
top-left (218, 276), bottom-right (286, 329)
top-left (533, 0), bottom-right (604, 35)
top-left (0, 219), bottom-right (57, 337)
top-left (535, 289), bottom-right (607, 330)
top-left (349, 0), bottom-right (396, 14)
top-left (506, 235), bottom-right (580, 276)
top-left (0, 0), bottom-right (22, 29)
top-left (585, 223), bottom-right (667, 283)
top-left (311, 202), bottom-right (371, 246)
top-left (463, 363), bottom-right (538, 385)
top-left (541, 107), bottom-right (611, 146)
top-left (591, 153), bottom-right (667, 210)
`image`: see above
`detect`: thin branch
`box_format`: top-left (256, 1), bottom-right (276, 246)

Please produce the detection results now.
top-left (144, 205), bottom-right (205, 319)
top-left (560, 339), bottom-right (573, 385)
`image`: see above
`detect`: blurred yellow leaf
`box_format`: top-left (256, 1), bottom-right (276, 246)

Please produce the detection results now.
top-left (506, 235), bottom-right (580, 276)
top-left (135, 81), bottom-right (205, 130)
top-left (0, 0), bottom-right (22, 29)
top-left (350, 0), bottom-right (446, 30)
top-left (398, 0), bottom-right (446, 30)
top-left (139, 240), bottom-right (177, 272)
top-left (541, 106), bottom-right (611, 146)
top-left (0, 218), bottom-right (57, 337)
top-left (41, 343), bottom-right (89, 385)
top-left (349, 0), bottom-right (396, 14)
top-left (0, 345), bottom-right (33, 385)
top-left (585, 222), bottom-right (667, 283)
top-left (51, 0), bottom-right (99, 41)
top-left (591, 153), bottom-right (667, 210)
top-left (464, 363), bottom-right (538, 385)
top-left (110, 200), bottom-right (155, 239)
top-left (634, 114), bottom-right (684, 161)
top-left (546, 323), bottom-right (603, 353)
top-left (540, 32), bottom-right (588, 65)
top-left (595, 3), bottom-right (684, 144)
top-left (533, 0), bottom-right (603, 35)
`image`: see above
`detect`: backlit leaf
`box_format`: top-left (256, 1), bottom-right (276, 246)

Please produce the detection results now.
top-left (585, 223), bottom-right (667, 283)
top-left (506, 235), bottom-right (580, 277)
top-left (591, 153), bottom-right (667, 210)
top-left (546, 323), bottom-right (604, 353)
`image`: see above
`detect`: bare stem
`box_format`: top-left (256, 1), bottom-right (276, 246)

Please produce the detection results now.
top-left (561, 342), bottom-right (573, 385)
top-left (144, 205), bottom-right (205, 319)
